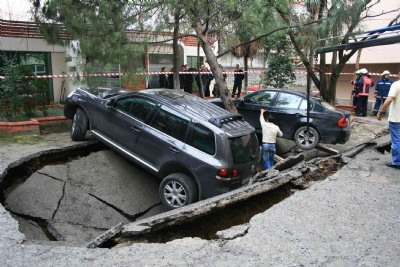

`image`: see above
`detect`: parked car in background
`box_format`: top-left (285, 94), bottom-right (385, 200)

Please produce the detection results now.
top-left (210, 88), bottom-right (351, 150)
top-left (64, 88), bottom-right (260, 209)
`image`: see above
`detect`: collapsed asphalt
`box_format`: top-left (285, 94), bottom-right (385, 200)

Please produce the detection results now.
top-left (0, 116), bottom-right (399, 266)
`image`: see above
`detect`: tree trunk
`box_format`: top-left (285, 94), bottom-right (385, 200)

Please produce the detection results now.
top-left (173, 12), bottom-right (181, 90)
top-left (193, 22), bottom-right (236, 113)
top-left (244, 55), bottom-right (248, 95)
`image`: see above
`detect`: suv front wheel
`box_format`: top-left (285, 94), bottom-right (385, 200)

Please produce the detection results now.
top-left (71, 108), bottom-right (89, 141)
top-left (159, 173), bottom-right (198, 209)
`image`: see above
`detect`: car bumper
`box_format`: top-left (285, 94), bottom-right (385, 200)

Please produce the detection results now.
top-left (320, 126), bottom-right (351, 144)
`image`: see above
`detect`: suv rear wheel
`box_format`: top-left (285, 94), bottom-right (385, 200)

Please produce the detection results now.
top-left (71, 108), bottom-right (88, 141)
top-left (294, 126), bottom-right (320, 150)
top-left (160, 173), bottom-right (198, 209)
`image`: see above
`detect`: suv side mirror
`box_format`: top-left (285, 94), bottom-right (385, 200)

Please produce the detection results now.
top-left (105, 99), bottom-right (115, 108)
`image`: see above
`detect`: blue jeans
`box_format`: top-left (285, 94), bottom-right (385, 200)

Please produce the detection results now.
top-left (262, 143), bottom-right (275, 170)
top-left (389, 121), bottom-right (400, 166)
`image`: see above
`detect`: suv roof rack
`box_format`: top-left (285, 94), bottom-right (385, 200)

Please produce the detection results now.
top-left (208, 113), bottom-right (243, 128)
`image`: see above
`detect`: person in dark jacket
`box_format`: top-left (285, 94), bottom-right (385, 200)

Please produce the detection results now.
top-left (372, 70), bottom-right (393, 116)
top-left (232, 64), bottom-right (245, 98)
top-left (355, 68), bottom-right (374, 117)
top-left (184, 64), bottom-right (193, 94)
top-left (167, 67), bottom-right (174, 89)
top-left (179, 65), bottom-right (186, 90)
top-left (350, 70), bottom-right (362, 107)
top-left (159, 67), bottom-right (168, 88)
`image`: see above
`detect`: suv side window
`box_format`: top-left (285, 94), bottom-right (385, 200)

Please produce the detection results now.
top-left (114, 97), bottom-right (156, 122)
top-left (149, 106), bottom-right (190, 142)
top-left (190, 123), bottom-right (215, 155)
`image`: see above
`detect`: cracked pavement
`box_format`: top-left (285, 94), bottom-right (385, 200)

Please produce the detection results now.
top-left (4, 150), bottom-right (168, 244)
top-left (0, 117), bottom-right (399, 266)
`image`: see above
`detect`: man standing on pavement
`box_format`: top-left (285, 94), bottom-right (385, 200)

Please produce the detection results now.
top-left (232, 64), bottom-right (245, 98)
top-left (372, 70), bottom-right (393, 116)
top-left (376, 67), bottom-right (400, 169)
top-left (260, 109), bottom-right (282, 170)
top-left (355, 68), bottom-right (374, 117)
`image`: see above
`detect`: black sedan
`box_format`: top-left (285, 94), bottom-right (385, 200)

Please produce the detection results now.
top-left (210, 88), bottom-right (352, 150)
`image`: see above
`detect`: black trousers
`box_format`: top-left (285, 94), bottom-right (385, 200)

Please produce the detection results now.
top-left (232, 81), bottom-right (242, 97)
top-left (356, 96), bottom-right (368, 116)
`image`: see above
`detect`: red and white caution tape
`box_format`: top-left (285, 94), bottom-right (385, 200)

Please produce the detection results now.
top-left (0, 71), bottom-right (396, 79)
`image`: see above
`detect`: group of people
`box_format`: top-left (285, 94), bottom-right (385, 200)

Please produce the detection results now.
top-left (351, 68), bottom-right (394, 117)
top-left (158, 64), bottom-right (245, 98)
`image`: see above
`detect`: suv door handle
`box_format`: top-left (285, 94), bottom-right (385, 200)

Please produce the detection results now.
top-left (169, 147), bottom-right (179, 154)
top-left (131, 126), bottom-right (140, 132)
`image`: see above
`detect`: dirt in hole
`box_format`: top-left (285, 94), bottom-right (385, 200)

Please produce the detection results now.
top-left (305, 159), bottom-right (342, 182)
top-left (112, 184), bottom-right (294, 247)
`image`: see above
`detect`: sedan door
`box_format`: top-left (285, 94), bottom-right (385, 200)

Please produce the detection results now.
top-left (236, 91), bottom-right (278, 131)
top-left (268, 92), bottom-right (309, 138)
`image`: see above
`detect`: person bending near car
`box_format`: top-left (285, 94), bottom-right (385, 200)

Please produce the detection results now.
top-left (260, 109), bottom-right (282, 170)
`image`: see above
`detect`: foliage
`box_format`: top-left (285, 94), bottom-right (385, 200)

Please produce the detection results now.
top-left (263, 34), bottom-right (296, 88)
top-left (272, 0), bottom-right (400, 104)
top-left (0, 56), bottom-right (49, 121)
top-left (32, 0), bottom-right (147, 79)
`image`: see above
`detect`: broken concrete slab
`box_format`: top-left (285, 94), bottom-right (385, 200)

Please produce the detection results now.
top-left (86, 222), bottom-right (123, 249)
top-left (216, 224), bottom-right (249, 240)
top-left (122, 171), bottom-right (299, 237)
top-left (0, 204), bottom-right (25, 243)
top-left (4, 172), bottom-right (65, 220)
top-left (37, 165), bottom-right (69, 182)
top-left (47, 221), bottom-right (105, 244)
top-left (67, 150), bottom-right (161, 217)
top-left (11, 215), bottom-right (49, 241)
top-left (53, 183), bottom-right (129, 229)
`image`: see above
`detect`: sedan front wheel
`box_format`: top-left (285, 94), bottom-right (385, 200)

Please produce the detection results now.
top-left (294, 126), bottom-right (320, 150)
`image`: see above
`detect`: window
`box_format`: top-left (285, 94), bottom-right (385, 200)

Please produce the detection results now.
top-left (275, 93), bottom-right (303, 109)
top-left (187, 56), bottom-right (204, 69)
top-left (245, 91), bottom-right (276, 105)
top-left (190, 123), bottom-right (215, 155)
top-left (0, 51), bottom-right (53, 100)
top-left (229, 132), bottom-right (260, 164)
top-left (149, 106), bottom-right (190, 142)
top-left (114, 97), bottom-right (156, 122)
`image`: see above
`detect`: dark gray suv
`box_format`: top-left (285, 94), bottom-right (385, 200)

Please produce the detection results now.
top-left (64, 88), bottom-right (260, 209)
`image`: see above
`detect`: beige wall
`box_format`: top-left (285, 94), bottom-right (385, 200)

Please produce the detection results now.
top-left (50, 52), bottom-right (67, 103)
top-left (320, 0), bottom-right (400, 104)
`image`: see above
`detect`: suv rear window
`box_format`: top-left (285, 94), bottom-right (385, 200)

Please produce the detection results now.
top-left (229, 132), bottom-right (260, 164)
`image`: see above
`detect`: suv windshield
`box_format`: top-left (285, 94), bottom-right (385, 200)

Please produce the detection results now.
top-left (229, 132), bottom-right (260, 164)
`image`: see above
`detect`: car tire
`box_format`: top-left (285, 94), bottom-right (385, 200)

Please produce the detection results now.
top-left (294, 126), bottom-right (320, 150)
top-left (159, 173), bottom-right (198, 209)
top-left (71, 108), bottom-right (89, 141)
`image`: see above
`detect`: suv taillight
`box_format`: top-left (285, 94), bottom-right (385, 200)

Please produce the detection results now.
top-left (217, 168), bottom-right (240, 180)
top-left (338, 117), bottom-right (348, 127)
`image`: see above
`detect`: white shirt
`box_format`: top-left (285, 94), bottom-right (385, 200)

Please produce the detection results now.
top-left (260, 116), bottom-right (283, 143)
top-left (388, 80), bottom-right (400, 123)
